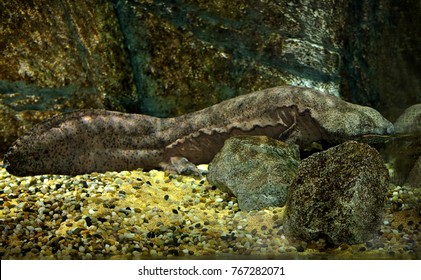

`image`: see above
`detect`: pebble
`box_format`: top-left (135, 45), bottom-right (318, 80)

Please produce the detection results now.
top-left (123, 233), bottom-right (135, 240)
top-left (0, 165), bottom-right (420, 260)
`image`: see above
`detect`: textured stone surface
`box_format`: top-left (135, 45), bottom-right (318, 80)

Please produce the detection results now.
top-left (394, 104), bottom-right (421, 135)
top-left (207, 136), bottom-right (300, 211)
top-left (0, 1), bottom-right (134, 110)
top-left (389, 104), bottom-right (421, 184)
top-left (0, 0), bottom-right (135, 155)
top-left (407, 156), bottom-right (421, 188)
top-left (114, 0), bottom-right (345, 117)
top-left (341, 0), bottom-right (421, 121)
top-left (284, 141), bottom-right (389, 245)
top-left (0, 104), bottom-right (20, 155)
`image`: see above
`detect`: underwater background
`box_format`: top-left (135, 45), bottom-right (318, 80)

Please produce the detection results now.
top-left (0, 0), bottom-right (420, 259)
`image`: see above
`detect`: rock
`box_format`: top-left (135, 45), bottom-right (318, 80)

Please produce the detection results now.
top-left (341, 1), bottom-right (421, 121)
top-left (284, 141), bottom-right (389, 245)
top-left (0, 1), bottom-right (134, 112)
top-left (207, 136), bottom-right (300, 211)
top-left (0, 104), bottom-right (20, 156)
top-left (394, 104), bottom-right (421, 135)
top-left (390, 103), bottom-right (421, 185)
top-left (407, 156), bottom-right (421, 188)
top-left (0, 0), bottom-right (136, 157)
top-left (100, 0), bottom-right (347, 117)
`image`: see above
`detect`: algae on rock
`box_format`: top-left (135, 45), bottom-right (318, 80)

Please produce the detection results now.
top-left (208, 136), bottom-right (300, 211)
top-left (284, 141), bottom-right (389, 245)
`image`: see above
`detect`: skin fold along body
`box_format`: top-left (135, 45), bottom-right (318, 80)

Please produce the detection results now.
top-left (4, 86), bottom-right (394, 176)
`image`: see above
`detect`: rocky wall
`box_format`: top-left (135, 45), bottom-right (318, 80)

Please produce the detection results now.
top-left (1, 0), bottom-right (419, 156)
top-left (0, 0), bottom-right (135, 154)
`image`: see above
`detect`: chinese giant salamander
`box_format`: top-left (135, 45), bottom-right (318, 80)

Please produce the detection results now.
top-left (4, 86), bottom-right (394, 176)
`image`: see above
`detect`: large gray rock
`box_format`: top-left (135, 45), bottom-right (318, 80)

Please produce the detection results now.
top-left (284, 141), bottom-right (389, 245)
top-left (112, 0), bottom-right (346, 118)
top-left (207, 136), bottom-right (300, 211)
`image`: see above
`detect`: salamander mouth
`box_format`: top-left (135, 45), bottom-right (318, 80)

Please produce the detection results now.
top-left (3, 145), bottom-right (30, 176)
top-left (353, 134), bottom-right (393, 144)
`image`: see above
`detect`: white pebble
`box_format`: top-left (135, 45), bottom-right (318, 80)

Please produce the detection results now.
top-left (124, 233), bottom-right (135, 239)
top-left (114, 178), bottom-right (124, 185)
top-left (104, 186), bottom-right (115, 193)
top-left (35, 200), bottom-right (45, 207)
top-left (89, 209), bottom-right (95, 215)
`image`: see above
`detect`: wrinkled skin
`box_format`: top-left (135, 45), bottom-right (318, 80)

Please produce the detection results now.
top-left (4, 86), bottom-right (394, 176)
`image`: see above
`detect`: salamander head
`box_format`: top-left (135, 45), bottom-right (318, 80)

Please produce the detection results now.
top-left (4, 137), bottom-right (42, 176)
top-left (3, 127), bottom-right (71, 176)
top-left (316, 102), bottom-right (394, 144)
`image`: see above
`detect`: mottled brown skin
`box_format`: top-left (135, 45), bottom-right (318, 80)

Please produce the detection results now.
top-left (4, 86), bottom-right (394, 176)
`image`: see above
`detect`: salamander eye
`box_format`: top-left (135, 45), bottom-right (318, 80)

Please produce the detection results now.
top-left (360, 119), bottom-right (373, 130)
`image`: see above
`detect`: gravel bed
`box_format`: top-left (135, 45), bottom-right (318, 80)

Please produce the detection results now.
top-left (0, 163), bottom-right (420, 259)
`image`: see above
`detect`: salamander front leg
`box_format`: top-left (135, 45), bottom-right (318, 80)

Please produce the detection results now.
top-left (160, 156), bottom-right (208, 177)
